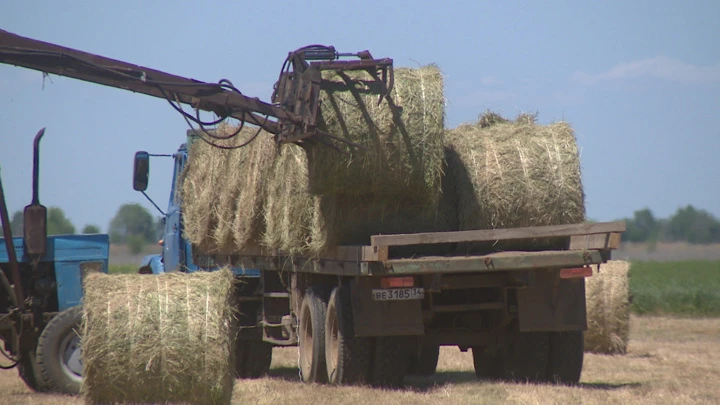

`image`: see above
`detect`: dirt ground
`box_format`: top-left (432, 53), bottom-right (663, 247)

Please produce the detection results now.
top-left (2, 316), bottom-right (719, 405)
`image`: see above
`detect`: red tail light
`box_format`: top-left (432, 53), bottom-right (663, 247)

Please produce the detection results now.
top-left (560, 267), bottom-right (593, 279)
top-left (380, 277), bottom-right (414, 288)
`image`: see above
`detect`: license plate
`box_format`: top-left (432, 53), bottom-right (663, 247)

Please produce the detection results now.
top-left (372, 288), bottom-right (424, 301)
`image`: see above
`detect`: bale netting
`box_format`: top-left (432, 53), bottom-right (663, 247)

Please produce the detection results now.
top-left (445, 112), bottom-right (586, 231)
top-left (585, 260), bottom-right (631, 355)
top-left (263, 144), bottom-right (456, 257)
top-left (181, 125), bottom-right (277, 253)
top-left (82, 269), bottom-right (236, 405)
top-left (306, 64), bottom-right (445, 201)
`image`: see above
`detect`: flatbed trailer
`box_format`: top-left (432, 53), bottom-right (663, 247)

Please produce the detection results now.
top-left (193, 219), bottom-right (625, 386)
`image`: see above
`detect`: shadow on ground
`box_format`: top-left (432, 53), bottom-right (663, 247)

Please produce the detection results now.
top-left (266, 367), bottom-right (643, 393)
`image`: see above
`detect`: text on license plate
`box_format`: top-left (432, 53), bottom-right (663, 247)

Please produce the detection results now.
top-left (372, 288), bottom-right (425, 301)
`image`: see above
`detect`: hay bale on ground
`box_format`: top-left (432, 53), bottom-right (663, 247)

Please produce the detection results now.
top-left (82, 269), bottom-right (236, 405)
top-left (445, 112), bottom-right (585, 231)
top-left (585, 260), bottom-right (631, 354)
top-left (182, 126), bottom-right (276, 253)
top-left (306, 64), bottom-right (445, 201)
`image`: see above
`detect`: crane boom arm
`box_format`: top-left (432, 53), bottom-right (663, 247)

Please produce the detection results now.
top-left (0, 29), bottom-right (297, 134)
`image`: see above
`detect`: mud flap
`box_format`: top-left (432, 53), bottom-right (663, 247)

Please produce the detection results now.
top-left (517, 269), bottom-right (586, 332)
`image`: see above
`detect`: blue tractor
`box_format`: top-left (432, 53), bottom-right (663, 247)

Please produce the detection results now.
top-left (132, 133), bottom-right (272, 378)
top-left (0, 129), bottom-right (110, 395)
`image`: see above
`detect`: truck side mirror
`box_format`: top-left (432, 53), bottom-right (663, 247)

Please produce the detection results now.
top-left (133, 151), bottom-right (150, 191)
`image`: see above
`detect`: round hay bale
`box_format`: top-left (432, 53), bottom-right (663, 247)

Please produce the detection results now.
top-left (182, 125), bottom-right (277, 253)
top-left (263, 145), bottom-right (456, 257)
top-left (262, 144), bottom-right (314, 256)
top-left (306, 64), bottom-right (445, 201)
top-left (445, 112), bottom-right (586, 231)
top-left (585, 260), bottom-right (631, 355)
top-left (81, 269), bottom-right (236, 405)
top-left (181, 139), bottom-right (222, 252)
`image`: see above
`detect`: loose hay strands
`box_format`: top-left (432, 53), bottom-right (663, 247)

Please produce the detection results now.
top-left (446, 112), bottom-right (586, 231)
top-left (585, 260), bottom-right (631, 354)
top-left (307, 64), bottom-right (445, 201)
top-left (182, 125), bottom-right (277, 253)
top-left (82, 269), bottom-right (236, 405)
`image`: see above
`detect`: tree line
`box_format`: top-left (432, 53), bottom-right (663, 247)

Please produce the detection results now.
top-left (622, 205), bottom-right (720, 244)
top-left (8, 203), bottom-right (163, 254)
top-left (8, 203), bottom-right (720, 250)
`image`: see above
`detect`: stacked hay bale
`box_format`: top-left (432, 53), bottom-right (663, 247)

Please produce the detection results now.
top-left (182, 64), bottom-right (447, 257)
top-left (585, 260), bottom-right (631, 354)
top-left (181, 125), bottom-right (277, 253)
top-left (262, 143), bottom-right (455, 257)
top-left (306, 65), bottom-right (445, 200)
top-left (445, 112), bottom-right (586, 232)
top-left (82, 269), bottom-right (236, 405)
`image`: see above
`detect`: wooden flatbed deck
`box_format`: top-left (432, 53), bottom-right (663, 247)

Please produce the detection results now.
top-left (196, 221), bottom-right (626, 276)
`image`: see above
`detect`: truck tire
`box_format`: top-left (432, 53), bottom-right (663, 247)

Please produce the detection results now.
top-left (18, 347), bottom-right (49, 392)
top-left (504, 331), bottom-right (550, 383)
top-left (547, 331), bottom-right (584, 385)
top-left (471, 347), bottom-right (505, 380)
top-left (370, 336), bottom-right (410, 388)
top-left (407, 345), bottom-right (440, 377)
top-left (36, 306), bottom-right (83, 395)
top-left (299, 287), bottom-right (328, 383)
top-left (325, 285), bottom-right (372, 385)
top-left (235, 340), bottom-right (273, 378)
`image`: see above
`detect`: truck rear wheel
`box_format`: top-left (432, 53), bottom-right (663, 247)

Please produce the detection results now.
top-left (407, 345), bottom-right (440, 377)
top-left (504, 332), bottom-right (550, 383)
top-left (547, 331), bottom-right (584, 385)
top-left (36, 306), bottom-right (83, 395)
top-left (235, 340), bottom-right (273, 378)
top-left (472, 347), bottom-right (505, 380)
top-left (370, 336), bottom-right (410, 388)
top-left (299, 287), bottom-right (328, 383)
top-left (325, 285), bottom-right (372, 385)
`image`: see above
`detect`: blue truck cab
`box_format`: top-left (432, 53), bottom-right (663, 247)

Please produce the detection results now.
top-left (133, 135), bottom-right (271, 379)
top-left (136, 140), bottom-right (260, 277)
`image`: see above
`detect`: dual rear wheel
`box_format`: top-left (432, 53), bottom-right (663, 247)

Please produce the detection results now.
top-left (299, 284), bottom-right (412, 387)
top-left (472, 330), bottom-right (584, 385)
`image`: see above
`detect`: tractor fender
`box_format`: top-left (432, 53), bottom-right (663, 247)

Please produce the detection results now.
top-left (138, 254), bottom-right (164, 274)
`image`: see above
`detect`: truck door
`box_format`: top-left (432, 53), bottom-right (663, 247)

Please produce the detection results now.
top-left (161, 154), bottom-right (185, 272)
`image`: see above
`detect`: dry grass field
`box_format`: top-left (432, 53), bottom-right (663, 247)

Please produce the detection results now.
top-left (2, 316), bottom-right (719, 405)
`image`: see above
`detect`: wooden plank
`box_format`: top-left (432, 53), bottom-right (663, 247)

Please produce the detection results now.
top-left (569, 233), bottom-right (608, 250)
top-left (374, 250), bottom-right (606, 275)
top-left (569, 232), bottom-right (624, 250)
top-left (373, 245), bottom-right (389, 261)
top-left (370, 221), bottom-right (626, 247)
top-left (210, 244), bottom-right (374, 262)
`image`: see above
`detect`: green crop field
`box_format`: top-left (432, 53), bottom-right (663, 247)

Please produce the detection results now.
top-left (629, 260), bottom-right (720, 316)
top-left (108, 264), bottom-right (138, 274)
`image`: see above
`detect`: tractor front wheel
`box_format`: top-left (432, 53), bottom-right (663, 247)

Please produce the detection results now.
top-left (36, 306), bottom-right (84, 395)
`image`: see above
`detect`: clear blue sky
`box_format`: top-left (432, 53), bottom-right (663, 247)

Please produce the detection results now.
top-left (1, 1), bottom-right (718, 232)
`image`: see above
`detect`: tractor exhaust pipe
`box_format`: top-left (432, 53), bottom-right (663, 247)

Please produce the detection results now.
top-left (23, 128), bottom-right (47, 258)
